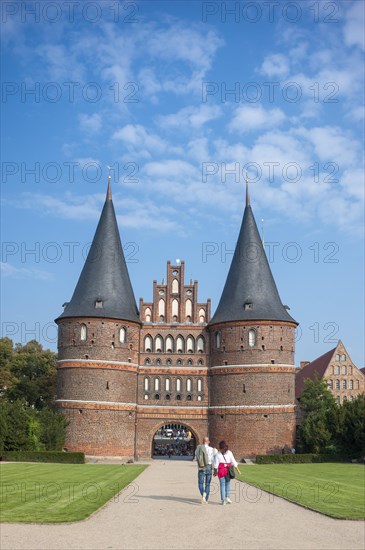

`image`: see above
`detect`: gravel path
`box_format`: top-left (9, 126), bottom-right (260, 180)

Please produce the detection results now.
top-left (1, 460), bottom-right (364, 550)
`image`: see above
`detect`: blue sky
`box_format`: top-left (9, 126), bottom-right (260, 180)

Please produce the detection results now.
top-left (1, 0), bottom-right (364, 367)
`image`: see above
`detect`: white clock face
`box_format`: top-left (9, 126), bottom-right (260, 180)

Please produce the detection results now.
top-left (172, 270), bottom-right (178, 276)
top-left (159, 290), bottom-right (165, 295)
top-left (186, 290), bottom-right (192, 295)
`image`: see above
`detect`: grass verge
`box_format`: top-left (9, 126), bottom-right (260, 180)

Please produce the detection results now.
top-left (0, 462), bottom-right (147, 523)
top-left (237, 463), bottom-right (364, 519)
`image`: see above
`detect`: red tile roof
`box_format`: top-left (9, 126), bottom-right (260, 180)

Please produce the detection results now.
top-left (295, 347), bottom-right (336, 399)
top-left (360, 367), bottom-right (365, 376)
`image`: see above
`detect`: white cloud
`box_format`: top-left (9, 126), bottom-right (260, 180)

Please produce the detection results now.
top-left (294, 126), bottom-right (360, 166)
top-left (229, 105), bottom-right (286, 133)
top-left (0, 262), bottom-right (53, 281)
top-left (260, 54), bottom-right (289, 77)
top-left (78, 113), bottom-right (102, 134)
top-left (158, 105), bottom-right (222, 130)
top-left (112, 124), bottom-right (168, 157)
top-left (343, 1), bottom-right (365, 51)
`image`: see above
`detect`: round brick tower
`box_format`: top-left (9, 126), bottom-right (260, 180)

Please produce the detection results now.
top-left (208, 184), bottom-right (298, 459)
top-left (55, 179), bottom-right (141, 458)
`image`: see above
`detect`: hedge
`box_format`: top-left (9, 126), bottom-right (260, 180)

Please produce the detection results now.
top-left (256, 453), bottom-right (352, 464)
top-left (0, 451), bottom-right (85, 464)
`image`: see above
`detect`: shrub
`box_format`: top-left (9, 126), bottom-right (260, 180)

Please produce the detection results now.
top-left (256, 453), bottom-right (351, 464)
top-left (0, 451), bottom-right (85, 464)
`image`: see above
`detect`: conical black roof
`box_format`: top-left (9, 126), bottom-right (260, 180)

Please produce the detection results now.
top-left (209, 188), bottom-right (297, 326)
top-left (56, 181), bottom-right (140, 323)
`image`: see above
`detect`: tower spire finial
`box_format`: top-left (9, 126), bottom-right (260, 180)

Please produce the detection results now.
top-left (245, 173), bottom-right (250, 206)
top-left (106, 175), bottom-right (112, 201)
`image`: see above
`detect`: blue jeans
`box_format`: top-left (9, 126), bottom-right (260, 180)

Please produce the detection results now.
top-left (198, 465), bottom-right (212, 500)
top-left (219, 475), bottom-right (231, 501)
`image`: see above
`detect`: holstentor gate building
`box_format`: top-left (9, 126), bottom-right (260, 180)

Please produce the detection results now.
top-left (55, 179), bottom-right (298, 459)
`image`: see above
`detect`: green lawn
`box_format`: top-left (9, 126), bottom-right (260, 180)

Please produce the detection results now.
top-left (0, 463), bottom-right (147, 523)
top-left (237, 463), bottom-right (364, 519)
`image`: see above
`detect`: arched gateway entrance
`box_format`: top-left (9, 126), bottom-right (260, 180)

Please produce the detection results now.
top-left (152, 423), bottom-right (196, 459)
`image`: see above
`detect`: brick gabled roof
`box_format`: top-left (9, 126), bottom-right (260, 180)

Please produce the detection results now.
top-left (295, 347), bottom-right (336, 399)
top-left (209, 186), bottom-right (297, 326)
top-left (55, 179), bottom-right (140, 324)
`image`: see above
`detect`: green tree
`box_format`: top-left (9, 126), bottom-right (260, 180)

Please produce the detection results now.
top-left (337, 395), bottom-right (365, 457)
top-left (0, 337), bottom-right (17, 396)
top-left (1, 400), bottom-right (36, 451)
top-left (6, 340), bottom-right (57, 409)
top-left (299, 375), bottom-right (338, 453)
top-left (39, 408), bottom-right (68, 451)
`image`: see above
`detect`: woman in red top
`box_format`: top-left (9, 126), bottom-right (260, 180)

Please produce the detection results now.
top-left (213, 440), bottom-right (241, 505)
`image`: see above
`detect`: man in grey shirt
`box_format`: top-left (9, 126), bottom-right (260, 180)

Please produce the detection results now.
top-left (195, 436), bottom-right (215, 504)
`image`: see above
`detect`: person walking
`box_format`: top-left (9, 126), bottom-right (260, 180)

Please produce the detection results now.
top-left (195, 437), bottom-right (214, 504)
top-left (213, 440), bottom-right (241, 505)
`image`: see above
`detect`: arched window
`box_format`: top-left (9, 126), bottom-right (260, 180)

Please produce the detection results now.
top-left (185, 299), bottom-right (192, 319)
top-left (144, 335), bottom-right (152, 352)
top-left (343, 395), bottom-right (347, 403)
top-left (197, 359), bottom-right (203, 366)
top-left (187, 335), bottom-right (194, 353)
top-left (335, 354), bottom-right (340, 361)
top-left (145, 358), bottom-right (150, 365)
top-left (165, 378), bottom-right (170, 392)
top-left (342, 380), bottom-right (347, 389)
top-left (197, 378), bottom-right (202, 392)
top-left (176, 336), bottom-right (184, 353)
top-left (327, 379), bottom-right (333, 389)
top-left (349, 379), bottom-right (354, 389)
top-left (342, 365), bottom-right (347, 375)
top-left (215, 331), bottom-right (221, 349)
top-left (187, 359), bottom-right (193, 366)
top-left (335, 379), bottom-right (340, 389)
top-left (144, 377), bottom-right (149, 391)
top-left (145, 308), bottom-right (151, 322)
top-left (119, 327), bottom-right (126, 344)
top-left (166, 335), bottom-right (173, 353)
top-left (197, 336), bottom-right (205, 353)
top-left (341, 354), bottom-right (346, 361)
top-left (248, 329), bottom-right (256, 347)
top-left (155, 335), bottom-right (163, 353)
top-left (158, 299), bottom-right (165, 317)
top-left (187, 378), bottom-right (192, 392)
top-left (172, 299), bottom-right (179, 318)
top-left (176, 378), bottom-right (181, 392)
top-left (199, 308), bottom-right (205, 323)
top-left (172, 279), bottom-right (179, 294)
top-left (81, 324), bottom-right (87, 341)
top-left (154, 377), bottom-right (160, 391)
top-left (335, 365), bottom-right (340, 374)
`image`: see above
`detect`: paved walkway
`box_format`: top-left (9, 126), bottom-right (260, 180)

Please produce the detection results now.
top-left (1, 461), bottom-right (364, 550)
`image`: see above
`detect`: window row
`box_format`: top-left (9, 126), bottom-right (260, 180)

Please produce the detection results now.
top-left (327, 379), bottom-right (357, 390)
top-left (336, 395), bottom-right (354, 404)
top-left (335, 354), bottom-right (346, 361)
top-left (215, 328), bottom-right (258, 349)
top-left (80, 324), bottom-right (126, 343)
top-left (144, 334), bottom-right (205, 353)
top-left (145, 302), bottom-right (206, 324)
top-left (144, 358), bottom-right (204, 366)
top-left (144, 377), bottom-right (203, 393)
top-left (145, 393), bottom-right (203, 401)
top-left (332, 365), bottom-right (352, 375)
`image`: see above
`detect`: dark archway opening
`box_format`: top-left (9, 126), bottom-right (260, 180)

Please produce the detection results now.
top-left (152, 423), bottom-right (196, 460)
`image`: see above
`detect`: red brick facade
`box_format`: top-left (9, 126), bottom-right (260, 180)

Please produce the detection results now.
top-left (56, 260), bottom-right (297, 460)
